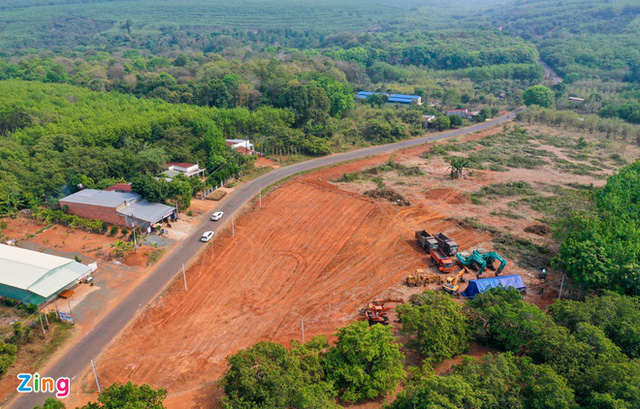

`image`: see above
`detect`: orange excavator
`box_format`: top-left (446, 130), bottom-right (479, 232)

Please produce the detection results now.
top-left (360, 298), bottom-right (405, 325)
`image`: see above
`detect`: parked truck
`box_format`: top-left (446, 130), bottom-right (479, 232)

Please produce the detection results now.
top-left (430, 248), bottom-right (456, 273)
top-left (434, 233), bottom-right (458, 256)
top-left (415, 230), bottom-right (439, 250)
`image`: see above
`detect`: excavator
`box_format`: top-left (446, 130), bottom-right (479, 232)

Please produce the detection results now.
top-left (360, 298), bottom-right (405, 325)
top-left (443, 267), bottom-right (469, 295)
top-left (480, 250), bottom-right (507, 276)
top-left (456, 249), bottom-right (507, 277)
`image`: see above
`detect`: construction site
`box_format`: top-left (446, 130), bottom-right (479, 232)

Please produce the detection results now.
top-left (71, 122), bottom-right (640, 408)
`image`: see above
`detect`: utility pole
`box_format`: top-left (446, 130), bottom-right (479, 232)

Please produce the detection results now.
top-left (301, 319), bottom-right (305, 343)
top-left (42, 309), bottom-right (50, 329)
top-left (39, 312), bottom-right (46, 338)
top-left (182, 264), bottom-right (188, 291)
top-left (91, 359), bottom-right (102, 394)
top-left (68, 301), bottom-right (75, 324)
top-left (558, 274), bottom-right (565, 299)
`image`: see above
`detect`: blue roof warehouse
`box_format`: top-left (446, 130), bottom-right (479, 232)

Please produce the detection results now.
top-left (356, 91), bottom-right (422, 105)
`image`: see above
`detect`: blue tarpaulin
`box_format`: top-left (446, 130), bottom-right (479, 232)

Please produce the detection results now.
top-left (461, 274), bottom-right (526, 299)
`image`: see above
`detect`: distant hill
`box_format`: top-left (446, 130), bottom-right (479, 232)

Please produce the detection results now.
top-left (484, 0), bottom-right (640, 81)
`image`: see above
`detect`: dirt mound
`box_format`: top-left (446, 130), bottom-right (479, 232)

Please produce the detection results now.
top-left (524, 224), bottom-right (551, 236)
top-left (426, 188), bottom-right (470, 205)
top-left (364, 187), bottom-right (410, 206)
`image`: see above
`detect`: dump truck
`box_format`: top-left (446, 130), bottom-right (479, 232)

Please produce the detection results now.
top-left (415, 230), bottom-right (439, 251)
top-left (430, 248), bottom-right (456, 273)
top-left (434, 233), bottom-right (458, 256)
top-left (406, 269), bottom-right (442, 286)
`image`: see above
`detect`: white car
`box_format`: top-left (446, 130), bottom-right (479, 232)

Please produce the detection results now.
top-left (211, 211), bottom-right (224, 221)
top-left (200, 231), bottom-right (214, 242)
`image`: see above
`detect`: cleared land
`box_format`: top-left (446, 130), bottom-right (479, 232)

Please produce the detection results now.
top-left (70, 122), bottom-right (639, 408)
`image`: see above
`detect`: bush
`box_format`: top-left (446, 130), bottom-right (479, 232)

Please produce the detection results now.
top-left (109, 225), bottom-right (119, 236)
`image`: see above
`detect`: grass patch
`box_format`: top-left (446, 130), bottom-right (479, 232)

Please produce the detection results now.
top-left (472, 181), bottom-right (537, 199)
top-left (337, 158), bottom-right (423, 183)
top-left (457, 217), bottom-right (552, 269)
top-left (490, 209), bottom-right (526, 219)
top-left (554, 159), bottom-right (603, 177)
top-left (146, 248), bottom-right (166, 267)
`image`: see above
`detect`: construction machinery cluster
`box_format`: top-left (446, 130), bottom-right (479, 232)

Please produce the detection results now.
top-left (361, 229), bottom-right (525, 325)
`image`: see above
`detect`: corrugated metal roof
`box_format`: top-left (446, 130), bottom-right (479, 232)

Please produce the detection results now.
top-left (389, 94), bottom-right (420, 99)
top-left (60, 189), bottom-right (140, 208)
top-left (0, 244), bottom-right (91, 298)
top-left (118, 200), bottom-right (175, 224)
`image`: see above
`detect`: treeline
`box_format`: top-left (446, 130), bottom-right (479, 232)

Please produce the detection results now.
top-left (216, 289), bottom-right (640, 408)
top-left (324, 29), bottom-right (538, 71)
top-left (600, 102), bottom-right (640, 124)
top-left (554, 160), bottom-right (640, 295)
top-left (517, 106), bottom-right (640, 142)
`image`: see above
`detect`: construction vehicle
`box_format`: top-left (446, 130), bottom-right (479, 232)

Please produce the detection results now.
top-left (456, 251), bottom-right (487, 277)
top-left (479, 250), bottom-right (507, 276)
top-left (415, 230), bottom-right (439, 251)
top-left (360, 298), bottom-right (405, 325)
top-left (443, 267), bottom-right (469, 294)
top-left (434, 233), bottom-right (458, 256)
top-left (406, 269), bottom-right (442, 286)
top-left (430, 248), bottom-right (456, 273)
top-left (456, 249), bottom-right (507, 277)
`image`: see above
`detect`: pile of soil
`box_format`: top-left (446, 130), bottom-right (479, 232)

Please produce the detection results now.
top-left (206, 190), bottom-right (227, 201)
top-left (524, 224), bottom-right (551, 236)
top-left (364, 187), bottom-right (411, 206)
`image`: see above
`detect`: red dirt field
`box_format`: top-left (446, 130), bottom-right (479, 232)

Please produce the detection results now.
top-left (80, 158), bottom-right (492, 408)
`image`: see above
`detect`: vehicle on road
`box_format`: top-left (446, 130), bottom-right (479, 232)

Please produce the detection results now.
top-left (200, 231), bottom-right (214, 242)
top-left (211, 211), bottom-right (224, 221)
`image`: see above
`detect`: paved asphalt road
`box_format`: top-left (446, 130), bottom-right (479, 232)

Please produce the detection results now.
top-left (8, 109), bottom-right (521, 408)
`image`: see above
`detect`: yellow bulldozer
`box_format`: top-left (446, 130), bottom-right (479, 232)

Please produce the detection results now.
top-left (406, 269), bottom-right (443, 287)
top-left (443, 266), bottom-right (470, 295)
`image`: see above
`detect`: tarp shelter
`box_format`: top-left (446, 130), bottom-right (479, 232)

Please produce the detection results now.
top-left (0, 244), bottom-right (92, 306)
top-left (461, 274), bottom-right (526, 299)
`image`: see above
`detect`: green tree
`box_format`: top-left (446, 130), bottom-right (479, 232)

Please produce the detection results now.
top-left (433, 115), bottom-right (451, 131)
top-left (448, 114), bottom-right (463, 128)
top-left (397, 291), bottom-right (470, 364)
top-left (523, 85), bottom-right (555, 108)
top-left (34, 398), bottom-right (66, 409)
top-left (79, 382), bottom-right (167, 409)
top-left (366, 93), bottom-right (389, 107)
top-left (449, 157), bottom-right (469, 179)
top-left (324, 321), bottom-right (405, 403)
top-left (0, 341), bottom-right (17, 375)
top-left (221, 340), bottom-right (336, 408)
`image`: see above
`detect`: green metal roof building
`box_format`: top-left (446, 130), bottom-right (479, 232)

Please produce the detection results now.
top-left (0, 244), bottom-right (92, 306)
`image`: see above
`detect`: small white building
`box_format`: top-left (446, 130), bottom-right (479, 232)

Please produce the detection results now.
top-left (162, 162), bottom-right (206, 179)
top-left (568, 97), bottom-right (585, 103)
top-left (225, 139), bottom-right (254, 152)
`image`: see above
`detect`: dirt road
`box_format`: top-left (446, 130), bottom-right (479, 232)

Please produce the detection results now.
top-left (8, 110), bottom-right (520, 409)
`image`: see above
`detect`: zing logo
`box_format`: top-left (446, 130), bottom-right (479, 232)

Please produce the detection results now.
top-left (17, 373), bottom-right (70, 398)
